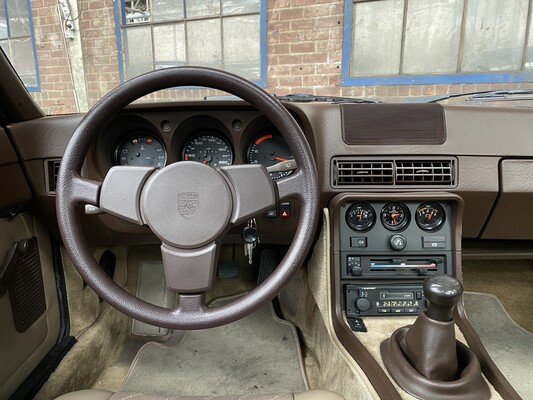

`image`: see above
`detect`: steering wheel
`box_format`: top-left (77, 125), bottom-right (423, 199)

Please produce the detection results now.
top-left (56, 67), bottom-right (319, 329)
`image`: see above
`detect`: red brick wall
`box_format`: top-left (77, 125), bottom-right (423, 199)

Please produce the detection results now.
top-left (79, 0), bottom-right (120, 108)
top-left (29, 0), bottom-right (77, 115)
top-left (28, 0), bottom-right (521, 115)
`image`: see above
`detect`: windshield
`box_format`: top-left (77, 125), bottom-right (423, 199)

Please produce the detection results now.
top-left (2, 0), bottom-right (532, 115)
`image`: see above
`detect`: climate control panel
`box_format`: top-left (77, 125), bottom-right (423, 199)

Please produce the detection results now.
top-left (339, 201), bottom-right (453, 280)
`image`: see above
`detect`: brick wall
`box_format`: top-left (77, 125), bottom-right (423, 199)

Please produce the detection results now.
top-left (28, 0), bottom-right (518, 115)
top-left (29, 0), bottom-right (77, 115)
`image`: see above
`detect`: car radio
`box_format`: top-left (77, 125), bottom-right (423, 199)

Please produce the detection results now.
top-left (345, 284), bottom-right (426, 317)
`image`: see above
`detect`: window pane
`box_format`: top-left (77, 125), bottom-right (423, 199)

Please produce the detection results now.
top-left (187, 18), bottom-right (221, 69)
top-left (123, 26), bottom-right (153, 80)
top-left (153, 23), bottom-right (186, 69)
top-left (462, 0), bottom-right (528, 72)
top-left (223, 15), bottom-right (260, 80)
top-left (525, 9), bottom-right (533, 70)
top-left (403, 0), bottom-right (463, 74)
top-left (222, 0), bottom-right (260, 15)
top-left (152, 0), bottom-right (184, 22)
top-left (124, 0), bottom-right (150, 25)
top-left (186, 0), bottom-right (220, 18)
top-left (0, 39), bottom-right (8, 57)
top-left (7, 0), bottom-right (30, 37)
top-left (351, 0), bottom-right (404, 76)
top-left (11, 37), bottom-right (36, 86)
top-left (0, 0), bottom-right (7, 40)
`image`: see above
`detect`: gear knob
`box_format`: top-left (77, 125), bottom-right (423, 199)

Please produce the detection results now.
top-left (423, 274), bottom-right (463, 322)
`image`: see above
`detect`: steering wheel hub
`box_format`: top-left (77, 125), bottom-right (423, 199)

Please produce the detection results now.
top-left (140, 161), bottom-right (232, 248)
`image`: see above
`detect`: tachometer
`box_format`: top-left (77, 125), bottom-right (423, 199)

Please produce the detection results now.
top-left (182, 133), bottom-right (233, 167)
top-left (115, 135), bottom-right (166, 167)
top-left (247, 133), bottom-right (294, 180)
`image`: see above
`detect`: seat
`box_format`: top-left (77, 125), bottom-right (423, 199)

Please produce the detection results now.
top-left (55, 389), bottom-right (346, 400)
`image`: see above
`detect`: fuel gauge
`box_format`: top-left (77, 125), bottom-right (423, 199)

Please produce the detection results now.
top-left (416, 202), bottom-right (445, 231)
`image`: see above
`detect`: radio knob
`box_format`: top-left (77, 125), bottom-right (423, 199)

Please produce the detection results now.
top-left (355, 297), bottom-right (371, 312)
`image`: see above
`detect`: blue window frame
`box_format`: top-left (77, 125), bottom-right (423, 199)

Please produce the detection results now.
top-left (342, 0), bottom-right (533, 86)
top-left (0, 0), bottom-right (40, 91)
top-left (113, 0), bottom-right (267, 87)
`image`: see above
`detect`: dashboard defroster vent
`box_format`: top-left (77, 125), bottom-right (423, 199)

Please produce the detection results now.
top-left (396, 160), bottom-right (454, 185)
top-left (331, 157), bottom-right (457, 188)
top-left (45, 159), bottom-right (61, 194)
top-left (333, 160), bottom-right (393, 185)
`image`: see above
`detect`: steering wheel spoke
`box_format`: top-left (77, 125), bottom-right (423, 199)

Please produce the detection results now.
top-left (99, 166), bottom-right (156, 224)
top-left (70, 175), bottom-right (101, 205)
top-left (219, 164), bottom-right (277, 224)
top-left (161, 242), bottom-right (218, 293)
top-left (276, 170), bottom-right (306, 202)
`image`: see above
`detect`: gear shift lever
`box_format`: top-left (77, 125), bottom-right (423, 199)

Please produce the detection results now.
top-left (424, 273), bottom-right (463, 322)
top-left (380, 274), bottom-right (490, 400)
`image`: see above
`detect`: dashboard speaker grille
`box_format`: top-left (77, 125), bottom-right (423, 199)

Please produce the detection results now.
top-left (332, 157), bottom-right (456, 188)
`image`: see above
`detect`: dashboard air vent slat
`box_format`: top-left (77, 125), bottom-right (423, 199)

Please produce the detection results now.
top-left (396, 160), bottom-right (454, 185)
top-left (334, 160), bottom-right (394, 185)
top-left (46, 159), bottom-right (61, 194)
top-left (331, 157), bottom-right (457, 188)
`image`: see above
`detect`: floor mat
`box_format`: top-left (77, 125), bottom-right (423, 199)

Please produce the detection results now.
top-left (463, 292), bottom-right (533, 400)
top-left (120, 301), bottom-right (308, 396)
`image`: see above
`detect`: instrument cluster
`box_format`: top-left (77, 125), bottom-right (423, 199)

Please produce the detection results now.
top-left (106, 114), bottom-right (296, 181)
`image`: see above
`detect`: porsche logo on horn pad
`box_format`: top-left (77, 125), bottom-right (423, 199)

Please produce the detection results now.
top-left (177, 192), bottom-right (199, 219)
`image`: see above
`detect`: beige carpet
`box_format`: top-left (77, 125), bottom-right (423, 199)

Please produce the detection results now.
top-left (120, 302), bottom-right (307, 396)
top-left (462, 259), bottom-right (533, 332)
top-left (463, 292), bottom-right (533, 400)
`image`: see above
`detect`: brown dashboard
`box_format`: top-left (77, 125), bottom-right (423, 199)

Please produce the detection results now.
top-left (5, 101), bottom-right (533, 246)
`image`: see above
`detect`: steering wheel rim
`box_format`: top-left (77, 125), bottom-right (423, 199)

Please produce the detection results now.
top-left (56, 67), bottom-right (319, 329)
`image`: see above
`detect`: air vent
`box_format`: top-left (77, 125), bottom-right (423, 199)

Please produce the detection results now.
top-left (396, 160), bottom-right (454, 185)
top-left (331, 157), bottom-right (457, 188)
top-left (333, 160), bottom-right (393, 185)
top-left (45, 159), bottom-right (61, 194)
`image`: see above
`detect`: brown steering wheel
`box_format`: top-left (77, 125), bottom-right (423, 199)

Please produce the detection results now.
top-left (56, 67), bottom-right (319, 329)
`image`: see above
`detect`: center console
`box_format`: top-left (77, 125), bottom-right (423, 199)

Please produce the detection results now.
top-left (331, 193), bottom-right (462, 319)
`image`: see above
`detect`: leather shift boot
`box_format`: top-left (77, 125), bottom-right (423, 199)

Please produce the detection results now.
top-left (399, 311), bottom-right (458, 381)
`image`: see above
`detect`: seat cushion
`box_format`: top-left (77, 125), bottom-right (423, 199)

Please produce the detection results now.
top-left (55, 389), bottom-right (345, 400)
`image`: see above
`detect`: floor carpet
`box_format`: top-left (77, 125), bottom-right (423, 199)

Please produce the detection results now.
top-left (120, 302), bottom-right (307, 396)
top-left (463, 292), bottom-right (533, 400)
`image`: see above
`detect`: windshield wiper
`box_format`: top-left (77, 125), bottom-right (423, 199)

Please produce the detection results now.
top-left (402, 89), bottom-right (533, 103)
top-left (275, 93), bottom-right (382, 104)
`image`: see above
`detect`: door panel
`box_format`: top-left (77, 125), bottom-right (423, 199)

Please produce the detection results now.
top-left (0, 127), bottom-right (61, 398)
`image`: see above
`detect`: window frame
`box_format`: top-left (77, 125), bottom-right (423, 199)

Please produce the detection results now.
top-left (113, 0), bottom-right (267, 87)
top-left (1, 0), bottom-right (40, 91)
top-left (341, 0), bottom-right (533, 86)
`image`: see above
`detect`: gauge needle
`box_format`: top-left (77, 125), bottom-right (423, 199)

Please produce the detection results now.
top-left (275, 156), bottom-right (288, 162)
top-left (428, 210), bottom-right (435, 220)
top-left (359, 212), bottom-right (362, 222)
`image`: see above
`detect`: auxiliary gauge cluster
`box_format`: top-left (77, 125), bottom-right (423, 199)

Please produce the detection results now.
top-left (346, 202), bottom-right (445, 233)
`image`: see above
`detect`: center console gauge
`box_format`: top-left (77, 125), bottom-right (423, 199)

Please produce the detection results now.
top-left (381, 203), bottom-right (410, 231)
top-left (346, 203), bottom-right (376, 231)
top-left (416, 202), bottom-right (445, 231)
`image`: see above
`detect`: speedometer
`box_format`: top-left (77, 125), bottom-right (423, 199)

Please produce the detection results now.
top-left (115, 135), bottom-right (166, 167)
top-left (182, 133), bottom-right (233, 167)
